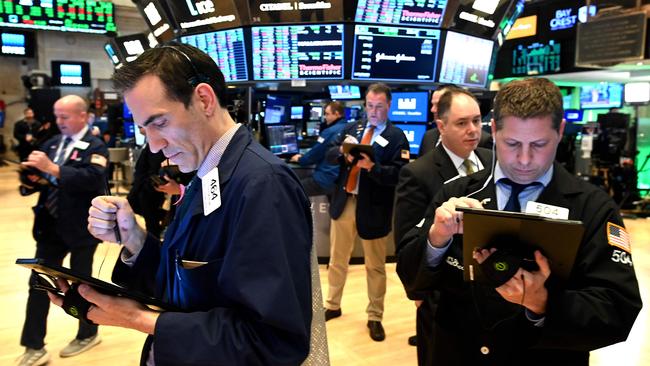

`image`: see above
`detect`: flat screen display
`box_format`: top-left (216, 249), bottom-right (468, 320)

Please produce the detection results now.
top-left (104, 42), bottom-right (121, 65)
top-left (51, 61), bottom-right (91, 87)
top-left (510, 40), bottom-right (561, 76)
top-left (0, 29), bottom-right (35, 57)
top-left (309, 106), bottom-right (323, 120)
top-left (133, 0), bottom-right (175, 42)
top-left (0, 0), bottom-right (116, 34)
top-left (355, 0), bottom-right (447, 28)
top-left (123, 102), bottom-right (133, 120)
top-left (266, 125), bottom-right (299, 155)
top-left (123, 121), bottom-right (135, 138)
top-left (252, 24), bottom-right (344, 80)
top-left (114, 33), bottom-right (150, 63)
top-left (352, 25), bottom-right (441, 82)
top-left (167, 0), bottom-right (241, 34)
top-left (624, 82), bottom-right (650, 104)
top-left (291, 106), bottom-right (304, 120)
top-left (305, 121), bottom-right (320, 136)
top-left (249, 0), bottom-right (344, 24)
top-left (389, 92), bottom-right (429, 122)
top-left (329, 85), bottom-right (361, 99)
top-left (580, 83), bottom-right (623, 110)
top-left (264, 95), bottom-right (292, 124)
top-left (438, 31), bottom-right (494, 88)
top-left (181, 28), bottom-right (249, 82)
top-left (564, 109), bottom-right (583, 122)
top-left (393, 123), bottom-right (427, 155)
top-left (448, 0), bottom-right (514, 39)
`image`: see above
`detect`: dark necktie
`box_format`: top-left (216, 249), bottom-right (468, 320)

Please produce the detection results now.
top-left (345, 125), bottom-right (375, 193)
top-left (463, 159), bottom-right (475, 175)
top-left (501, 178), bottom-right (542, 212)
top-left (44, 137), bottom-right (73, 218)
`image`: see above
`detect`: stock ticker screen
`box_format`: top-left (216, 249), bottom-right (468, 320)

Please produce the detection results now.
top-left (0, 0), bottom-right (116, 34)
top-left (352, 24), bottom-right (440, 82)
top-left (355, 0), bottom-right (447, 28)
top-left (438, 31), bottom-right (494, 88)
top-left (252, 24), bottom-right (344, 80)
top-left (181, 28), bottom-right (249, 82)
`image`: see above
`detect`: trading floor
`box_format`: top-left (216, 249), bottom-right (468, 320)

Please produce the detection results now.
top-left (0, 165), bottom-right (648, 365)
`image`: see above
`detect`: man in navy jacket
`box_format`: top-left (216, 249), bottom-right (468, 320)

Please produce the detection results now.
top-left (50, 43), bottom-right (313, 366)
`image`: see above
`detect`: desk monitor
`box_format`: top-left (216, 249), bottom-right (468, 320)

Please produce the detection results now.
top-left (352, 25), bottom-right (441, 82)
top-left (252, 24), bottom-right (344, 80)
top-left (393, 123), bottom-right (426, 156)
top-left (309, 106), bottom-right (323, 121)
top-left (438, 31), bottom-right (494, 88)
top-left (266, 125), bottom-right (299, 155)
top-left (389, 92), bottom-right (429, 122)
top-left (264, 95), bottom-right (291, 124)
top-left (306, 121), bottom-right (320, 136)
top-left (355, 0), bottom-right (447, 28)
top-left (291, 106), bottom-right (304, 120)
top-left (180, 28), bottom-right (249, 82)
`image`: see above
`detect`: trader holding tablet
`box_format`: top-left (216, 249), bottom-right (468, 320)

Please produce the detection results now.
top-left (397, 78), bottom-right (642, 365)
top-left (49, 44), bottom-right (313, 365)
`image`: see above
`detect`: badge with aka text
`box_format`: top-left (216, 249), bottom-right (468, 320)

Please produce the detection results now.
top-left (201, 167), bottom-right (221, 216)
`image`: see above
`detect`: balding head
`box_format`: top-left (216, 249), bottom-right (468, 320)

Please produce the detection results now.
top-left (54, 95), bottom-right (89, 136)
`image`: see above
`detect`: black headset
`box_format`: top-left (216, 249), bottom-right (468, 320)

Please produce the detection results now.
top-left (159, 45), bottom-right (211, 87)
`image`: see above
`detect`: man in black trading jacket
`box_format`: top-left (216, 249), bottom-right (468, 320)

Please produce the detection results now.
top-left (397, 78), bottom-right (641, 365)
top-left (394, 88), bottom-right (493, 365)
top-left (18, 95), bottom-right (108, 365)
top-left (324, 82), bottom-right (410, 342)
top-left (13, 107), bottom-right (42, 161)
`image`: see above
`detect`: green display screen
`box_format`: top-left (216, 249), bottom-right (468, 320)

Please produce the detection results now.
top-left (637, 118), bottom-right (650, 190)
top-left (0, 0), bottom-right (116, 34)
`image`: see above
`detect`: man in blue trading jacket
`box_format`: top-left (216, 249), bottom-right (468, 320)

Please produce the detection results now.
top-left (49, 43), bottom-right (313, 365)
top-left (19, 95), bottom-right (108, 365)
top-left (397, 78), bottom-right (642, 365)
top-left (324, 83), bottom-right (410, 341)
top-left (290, 100), bottom-right (348, 196)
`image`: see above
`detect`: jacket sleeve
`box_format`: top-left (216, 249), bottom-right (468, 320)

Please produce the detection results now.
top-left (394, 164), bottom-right (430, 254)
top-left (536, 192), bottom-right (642, 351)
top-left (151, 172), bottom-right (313, 366)
top-left (326, 126), bottom-right (347, 165)
top-left (298, 128), bottom-right (335, 166)
top-left (58, 139), bottom-right (109, 194)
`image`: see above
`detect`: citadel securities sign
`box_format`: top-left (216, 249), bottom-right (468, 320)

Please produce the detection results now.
top-left (550, 5), bottom-right (596, 31)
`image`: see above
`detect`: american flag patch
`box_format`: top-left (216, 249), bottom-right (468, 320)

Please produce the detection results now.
top-left (401, 149), bottom-right (410, 160)
top-left (607, 222), bottom-right (631, 253)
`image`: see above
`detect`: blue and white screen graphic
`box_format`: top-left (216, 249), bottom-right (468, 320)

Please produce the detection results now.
top-left (394, 123), bottom-right (427, 155)
top-left (1, 32), bottom-right (25, 55)
top-left (59, 64), bottom-right (83, 85)
top-left (389, 92), bottom-right (429, 122)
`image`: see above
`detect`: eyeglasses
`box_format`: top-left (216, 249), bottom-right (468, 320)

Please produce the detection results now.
top-left (30, 271), bottom-right (64, 296)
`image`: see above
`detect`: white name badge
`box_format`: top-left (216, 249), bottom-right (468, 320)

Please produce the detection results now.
top-left (73, 140), bottom-right (90, 150)
top-left (525, 201), bottom-right (569, 220)
top-left (317, 136), bottom-right (325, 144)
top-left (201, 167), bottom-right (222, 216)
top-left (375, 135), bottom-right (389, 147)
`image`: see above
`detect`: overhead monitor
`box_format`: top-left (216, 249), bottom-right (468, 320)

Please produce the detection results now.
top-left (103, 42), bottom-right (122, 66)
top-left (511, 40), bottom-right (561, 76)
top-left (389, 92), bottom-right (429, 123)
top-left (564, 109), bottom-right (583, 123)
top-left (291, 106), bottom-right (304, 120)
top-left (266, 125), bottom-right (299, 155)
top-left (249, 0), bottom-right (344, 24)
top-left (252, 24), bottom-right (344, 80)
top-left (548, 4), bottom-right (597, 32)
top-left (355, 0), bottom-right (447, 28)
top-left (133, 0), bottom-right (176, 42)
top-left (505, 15), bottom-right (537, 40)
top-left (447, 0), bottom-right (515, 39)
top-left (114, 33), bottom-right (150, 63)
top-left (580, 83), bottom-right (623, 110)
top-left (352, 25), bottom-right (441, 82)
top-left (181, 28), bottom-right (249, 82)
top-left (495, 0), bottom-right (524, 46)
top-left (51, 61), bottom-right (91, 87)
top-left (438, 31), bottom-right (494, 88)
top-left (0, 0), bottom-right (116, 34)
top-left (624, 82), bottom-right (650, 104)
top-left (393, 123), bottom-right (427, 156)
top-left (167, 0), bottom-right (241, 34)
top-left (329, 85), bottom-right (361, 100)
top-left (0, 29), bottom-right (35, 57)
top-left (264, 95), bottom-right (292, 124)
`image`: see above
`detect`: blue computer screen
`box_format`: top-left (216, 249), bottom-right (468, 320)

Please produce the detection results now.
top-left (1, 31), bottom-right (25, 55)
top-left (123, 121), bottom-right (135, 138)
top-left (264, 95), bottom-right (292, 124)
top-left (564, 109), bottom-right (583, 122)
top-left (389, 92), bottom-right (429, 123)
top-left (51, 61), bottom-right (90, 87)
top-left (266, 125), bottom-right (299, 155)
top-left (291, 106), bottom-right (304, 120)
top-left (252, 24), bottom-right (344, 80)
top-left (580, 83), bottom-right (623, 109)
top-left (181, 28), bottom-right (249, 82)
top-left (393, 123), bottom-right (427, 156)
top-left (123, 103), bottom-right (133, 120)
top-left (329, 85), bottom-right (361, 100)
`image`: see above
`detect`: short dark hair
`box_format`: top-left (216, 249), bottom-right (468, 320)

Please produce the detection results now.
top-left (326, 101), bottom-right (344, 116)
top-left (493, 78), bottom-right (563, 131)
top-left (112, 42), bottom-right (227, 109)
top-left (436, 88), bottom-right (479, 120)
top-left (365, 83), bottom-right (392, 103)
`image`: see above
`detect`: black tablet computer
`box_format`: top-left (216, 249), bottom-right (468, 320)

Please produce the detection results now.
top-left (456, 207), bottom-right (584, 284)
top-left (342, 143), bottom-right (375, 162)
top-left (16, 258), bottom-right (179, 311)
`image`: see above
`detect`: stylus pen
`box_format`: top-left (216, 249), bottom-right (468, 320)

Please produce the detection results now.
top-left (104, 176), bottom-right (122, 244)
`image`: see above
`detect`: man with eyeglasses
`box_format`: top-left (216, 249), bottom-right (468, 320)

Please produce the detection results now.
top-left (323, 83), bottom-right (410, 342)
